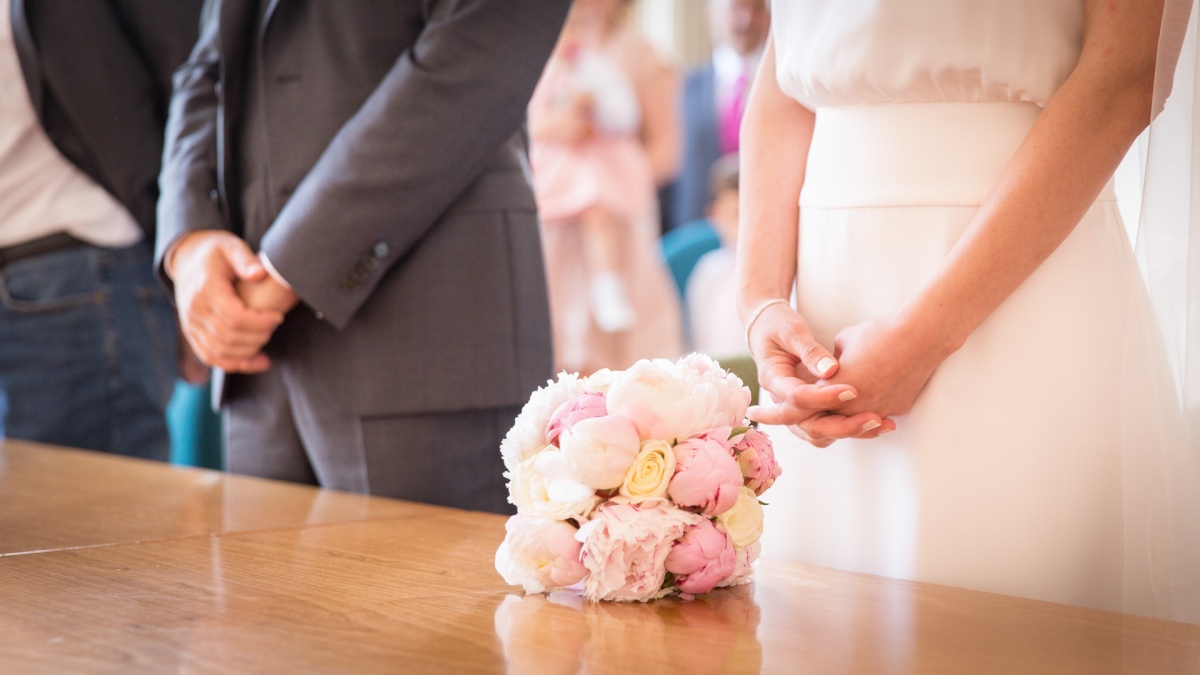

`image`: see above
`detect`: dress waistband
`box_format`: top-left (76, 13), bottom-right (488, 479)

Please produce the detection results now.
top-left (799, 102), bottom-right (1116, 208)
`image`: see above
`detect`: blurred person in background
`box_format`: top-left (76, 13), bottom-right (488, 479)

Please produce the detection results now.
top-left (0, 0), bottom-right (202, 459)
top-left (685, 154), bottom-right (742, 356)
top-left (671, 0), bottom-right (768, 232)
top-left (529, 0), bottom-right (683, 375)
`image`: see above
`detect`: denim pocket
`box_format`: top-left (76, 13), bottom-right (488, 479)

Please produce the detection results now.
top-left (0, 249), bottom-right (103, 313)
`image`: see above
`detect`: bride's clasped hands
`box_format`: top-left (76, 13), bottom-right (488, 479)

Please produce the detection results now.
top-left (746, 301), bottom-right (957, 446)
top-left (745, 301), bottom-right (897, 447)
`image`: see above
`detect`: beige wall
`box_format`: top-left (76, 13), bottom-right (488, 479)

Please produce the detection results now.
top-left (632, 0), bottom-right (713, 68)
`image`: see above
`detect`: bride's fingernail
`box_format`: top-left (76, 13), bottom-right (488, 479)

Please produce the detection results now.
top-left (878, 427), bottom-right (894, 435)
top-left (862, 420), bottom-right (881, 433)
top-left (817, 357), bottom-right (837, 377)
top-left (837, 390), bottom-right (857, 402)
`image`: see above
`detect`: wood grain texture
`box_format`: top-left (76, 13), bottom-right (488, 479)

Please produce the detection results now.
top-left (1, 442), bottom-right (1197, 673)
top-left (0, 440), bottom-right (428, 555)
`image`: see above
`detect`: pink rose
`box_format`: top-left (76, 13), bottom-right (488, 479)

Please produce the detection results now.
top-left (546, 392), bottom-right (608, 446)
top-left (664, 519), bottom-right (736, 595)
top-left (668, 437), bottom-right (743, 516)
top-left (732, 428), bottom-right (781, 495)
top-left (495, 515), bottom-right (586, 594)
top-left (575, 499), bottom-right (703, 602)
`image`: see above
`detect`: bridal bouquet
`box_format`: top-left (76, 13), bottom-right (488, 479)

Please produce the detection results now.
top-left (495, 354), bottom-right (781, 602)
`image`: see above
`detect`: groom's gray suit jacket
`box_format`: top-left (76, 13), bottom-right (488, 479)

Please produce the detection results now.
top-left (156, 0), bottom-right (567, 415)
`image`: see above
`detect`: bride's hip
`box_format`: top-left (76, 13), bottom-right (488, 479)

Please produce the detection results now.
top-left (794, 201), bottom-right (1133, 350)
top-left (801, 102), bottom-right (1115, 209)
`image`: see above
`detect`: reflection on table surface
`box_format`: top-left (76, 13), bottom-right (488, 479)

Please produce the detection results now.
top-left (1, 440), bottom-right (1197, 674)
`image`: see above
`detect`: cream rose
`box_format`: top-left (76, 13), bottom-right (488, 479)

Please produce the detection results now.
top-left (619, 440), bottom-right (676, 502)
top-left (716, 487), bottom-right (765, 548)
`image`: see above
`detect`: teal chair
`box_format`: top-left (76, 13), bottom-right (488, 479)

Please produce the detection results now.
top-left (167, 380), bottom-right (223, 469)
top-left (661, 219), bottom-right (722, 298)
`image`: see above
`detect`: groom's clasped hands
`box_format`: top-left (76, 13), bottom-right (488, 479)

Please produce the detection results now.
top-left (166, 231), bottom-right (298, 373)
top-left (746, 302), bottom-right (944, 447)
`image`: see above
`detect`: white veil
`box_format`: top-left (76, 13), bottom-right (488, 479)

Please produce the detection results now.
top-left (1123, 0), bottom-right (1200, 624)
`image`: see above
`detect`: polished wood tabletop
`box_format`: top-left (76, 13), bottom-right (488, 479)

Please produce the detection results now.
top-left (1, 440), bottom-right (1197, 674)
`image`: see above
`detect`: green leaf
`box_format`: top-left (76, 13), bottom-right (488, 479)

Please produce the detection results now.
top-left (728, 426), bottom-right (751, 440)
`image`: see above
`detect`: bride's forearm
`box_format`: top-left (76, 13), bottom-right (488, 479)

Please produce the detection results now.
top-left (900, 0), bottom-right (1162, 357)
top-left (736, 40), bottom-right (814, 322)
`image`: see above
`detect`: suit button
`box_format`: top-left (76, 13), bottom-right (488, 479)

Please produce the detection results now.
top-left (373, 242), bottom-right (389, 258)
top-left (209, 189), bottom-right (220, 203)
top-left (214, 81), bottom-right (223, 96)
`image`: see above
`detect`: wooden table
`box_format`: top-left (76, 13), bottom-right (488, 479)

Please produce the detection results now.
top-left (1, 440), bottom-right (1196, 674)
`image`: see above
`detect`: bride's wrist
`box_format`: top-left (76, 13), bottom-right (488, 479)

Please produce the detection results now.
top-left (895, 300), bottom-right (970, 362)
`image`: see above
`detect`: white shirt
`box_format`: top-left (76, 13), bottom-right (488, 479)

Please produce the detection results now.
top-left (711, 44), bottom-right (762, 120)
top-left (0, 0), bottom-right (141, 249)
top-left (685, 247), bottom-right (743, 356)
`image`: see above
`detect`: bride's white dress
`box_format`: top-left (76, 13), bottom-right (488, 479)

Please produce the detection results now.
top-left (759, 0), bottom-right (1200, 621)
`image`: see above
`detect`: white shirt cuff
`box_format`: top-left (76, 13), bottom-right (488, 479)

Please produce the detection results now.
top-left (259, 251), bottom-right (293, 291)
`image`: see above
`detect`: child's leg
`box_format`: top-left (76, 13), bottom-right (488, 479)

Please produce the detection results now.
top-left (579, 204), bottom-right (635, 333)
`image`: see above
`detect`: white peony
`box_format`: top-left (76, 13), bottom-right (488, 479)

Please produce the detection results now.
top-left (495, 514), bottom-right (587, 593)
top-left (582, 368), bottom-right (619, 394)
top-left (559, 416), bottom-right (642, 490)
top-left (716, 540), bottom-right (762, 588)
top-left (501, 372), bottom-right (588, 472)
top-left (606, 359), bottom-right (722, 443)
top-left (676, 353), bottom-right (752, 430)
top-left (509, 450), bottom-right (601, 521)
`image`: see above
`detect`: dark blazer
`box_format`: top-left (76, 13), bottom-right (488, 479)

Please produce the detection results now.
top-left (671, 63), bottom-right (722, 232)
top-left (10, 0), bottom-right (203, 239)
top-left (157, 0), bottom-right (567, 416)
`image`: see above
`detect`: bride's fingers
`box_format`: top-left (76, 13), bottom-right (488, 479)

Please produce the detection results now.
top-left (747, 401), bottom-right (807, 426)
top-left (787, 383), bottom-right (857, 410)
top-left (748, 384), bottom-right (861, 425)
top-left (803, 412), bottom-right (886, 444)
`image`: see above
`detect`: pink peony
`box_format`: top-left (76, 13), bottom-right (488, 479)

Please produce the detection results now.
top-left (732, 428), bottom-right (781, 495)
top-left (668, 437), bottom-right (744, 516)
top-left (495, 514), bottom-right (587, 594)
top-left (664, 519), bottom-right (736, 595)
top-left (546, 392), bottom-right (609, 446)
top-left (575, 499), bottom-right (703, 602)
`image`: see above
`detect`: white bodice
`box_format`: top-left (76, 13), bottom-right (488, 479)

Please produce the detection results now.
top-left (770, 0), bottom-right (1084, 109)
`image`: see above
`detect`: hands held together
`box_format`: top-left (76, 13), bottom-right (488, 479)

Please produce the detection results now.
top-left (745, 300), bottom-right (947, 447)
top-left (167, 231), bottom-right (298, 373)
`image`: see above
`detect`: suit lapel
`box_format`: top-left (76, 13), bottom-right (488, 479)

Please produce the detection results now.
top-left (9, 0), bottom-right (44, 117)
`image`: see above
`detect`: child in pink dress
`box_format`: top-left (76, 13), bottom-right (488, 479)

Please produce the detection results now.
top-left (529, 5), bottom-right (682, 375)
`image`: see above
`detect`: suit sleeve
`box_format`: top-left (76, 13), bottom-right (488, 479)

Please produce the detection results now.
top-left (154, 0), bottom-right (228, 285)
top-left (258, 0), bottom-right (570, 329)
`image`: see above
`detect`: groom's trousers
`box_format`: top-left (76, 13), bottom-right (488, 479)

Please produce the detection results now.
top-left (224, 358), bottom-right (518, 515)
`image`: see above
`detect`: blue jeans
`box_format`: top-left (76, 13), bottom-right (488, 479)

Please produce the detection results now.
top-left (0, 240), bottom-right (178, 460)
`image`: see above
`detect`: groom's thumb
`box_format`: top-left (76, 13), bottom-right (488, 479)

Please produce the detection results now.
top-left (223, 240), bottom-right (265, 282)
